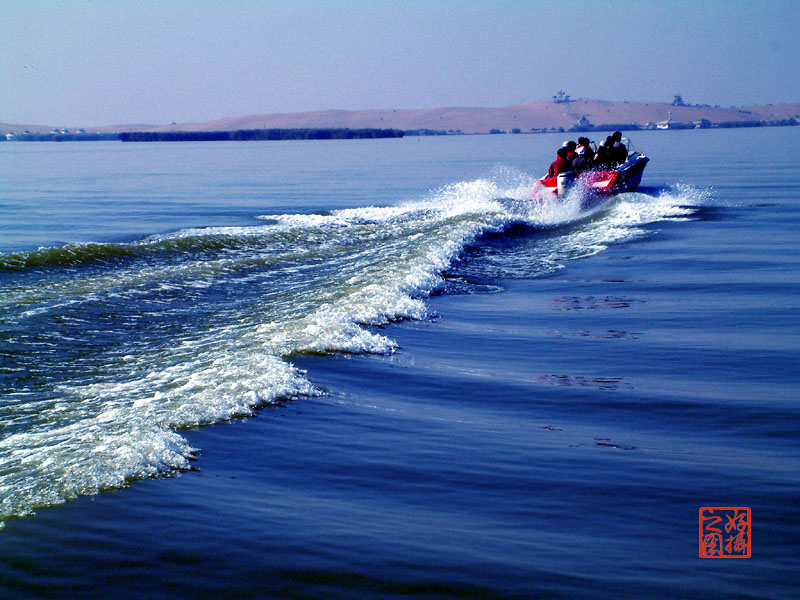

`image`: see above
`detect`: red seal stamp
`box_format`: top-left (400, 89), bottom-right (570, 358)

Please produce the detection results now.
top-left (699, 507), bottom-right (751, 558)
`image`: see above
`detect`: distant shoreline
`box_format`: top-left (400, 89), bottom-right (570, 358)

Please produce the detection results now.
top-left (119, 128), bottom-right (404, 142)
top-left (2, 120), bottom-right (797, 143)
top-left (3, 99), bottom-right (799, 139)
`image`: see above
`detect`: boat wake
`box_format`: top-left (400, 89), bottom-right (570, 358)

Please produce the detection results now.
top-left (0, 171), bottom-right (706, 524)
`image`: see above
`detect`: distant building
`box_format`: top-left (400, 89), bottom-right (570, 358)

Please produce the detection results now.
top-left (656, 112), bottom-right (692, 130)
top-left (5, 132), bottom-right (16, 141)
top-left (656, 112), bottom-right (675, 129)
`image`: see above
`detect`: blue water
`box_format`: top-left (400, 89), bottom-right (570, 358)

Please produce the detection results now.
top-left (1, 129), bottom-right (799, 598)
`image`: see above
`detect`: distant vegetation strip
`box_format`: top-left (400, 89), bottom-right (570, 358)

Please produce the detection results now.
top-left (3, 119), bottom-right (797, 142)
top-left (120, 128), bottom-right (404, 142)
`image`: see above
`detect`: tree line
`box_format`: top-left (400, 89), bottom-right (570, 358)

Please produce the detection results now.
top-left (119, 128), bottom-right (405, 142)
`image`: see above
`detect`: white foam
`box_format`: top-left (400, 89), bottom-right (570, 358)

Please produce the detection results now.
top-left (0, 171), bottom-right (709, 523)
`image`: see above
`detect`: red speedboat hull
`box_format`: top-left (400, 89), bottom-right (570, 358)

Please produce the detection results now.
top-left (533, 153), bottom-right (649, 199)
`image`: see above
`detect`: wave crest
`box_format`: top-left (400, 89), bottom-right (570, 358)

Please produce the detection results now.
top-left (0, 173), bottom-right (708, 523)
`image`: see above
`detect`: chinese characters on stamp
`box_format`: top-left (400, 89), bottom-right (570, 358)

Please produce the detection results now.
top-left (699, 507), bottom-right (751, 558)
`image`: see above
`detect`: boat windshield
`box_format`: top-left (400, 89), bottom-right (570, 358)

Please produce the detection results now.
top-left (621, 137), bottom-right (639, 155)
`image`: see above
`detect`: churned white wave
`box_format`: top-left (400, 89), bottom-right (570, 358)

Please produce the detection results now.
top-left (448, 180), bottom-right (706, 280)
top-left (0, 340), bottom-right (318, 523)
top-left (0, 176), bottom-right (514, 523)
top-left (0, 173), bottom-right (708, 524)
top-left (561, 188), bottom-right (698, 260)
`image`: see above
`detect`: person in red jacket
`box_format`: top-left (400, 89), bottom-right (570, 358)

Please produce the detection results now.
top-left (547, 147), bottom-right (571, 178)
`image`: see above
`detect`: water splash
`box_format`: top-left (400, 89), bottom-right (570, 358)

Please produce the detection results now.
top-left (0, 172), bottom-right (707, 523)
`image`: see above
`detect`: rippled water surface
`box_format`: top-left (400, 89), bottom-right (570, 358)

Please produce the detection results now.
top-left (1, 129), bottom-right (798, 599)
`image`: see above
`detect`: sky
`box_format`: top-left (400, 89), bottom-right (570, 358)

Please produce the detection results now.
top-left (1, 0), bottom-right (799, 127)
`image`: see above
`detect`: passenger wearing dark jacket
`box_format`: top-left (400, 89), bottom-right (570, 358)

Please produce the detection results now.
top-left (594, 137), bottom-right (615, 169)
top-left (571, 147), bottom-right (591, 171)
top-left (611, 131), bottom-right (629, 165)
top-left (574, 137), bottom-right (594, 170)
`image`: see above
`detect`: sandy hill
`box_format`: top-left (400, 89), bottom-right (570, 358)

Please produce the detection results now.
top-left (0, 122), bottom-right (57, 135)
top-left (3, 100), bottom-right (799, 136)
top-left (146, 100), bottom-right (800, 134)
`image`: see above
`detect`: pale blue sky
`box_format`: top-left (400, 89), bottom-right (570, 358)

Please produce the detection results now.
top-left (2, 0), bottom-right (798, 127)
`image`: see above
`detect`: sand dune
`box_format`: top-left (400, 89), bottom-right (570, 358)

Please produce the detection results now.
top-left (3, 100), bottom-right (799, 136)
top-left (145, 100), bottom-right (800, 134)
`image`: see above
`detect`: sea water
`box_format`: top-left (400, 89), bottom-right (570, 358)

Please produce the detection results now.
top-left (0, 129), bottom-right (798, 599)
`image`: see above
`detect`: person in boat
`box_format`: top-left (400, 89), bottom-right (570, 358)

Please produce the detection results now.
top-left (577, 137), bottom-right (593, 153)
top-left (563, 140), bottom-right (579, 170)
top-left (563, 140), bottom-right (577, 159)
top-left (610, 131), bottom-right (629, 165)
top-left (594, 136), bottom-right (616, 169)
top-left (593, 139), bottom-right (606, 164)
top-left (571, 146), bottom-right (591, 171)
top-left (574, 137), bottom-right (594, 170)
top-left (547, 147), bottom-right (571, 178)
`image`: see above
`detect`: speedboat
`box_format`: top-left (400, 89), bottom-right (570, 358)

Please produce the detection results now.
top-left (533, 152), bottom-right (649, 200)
